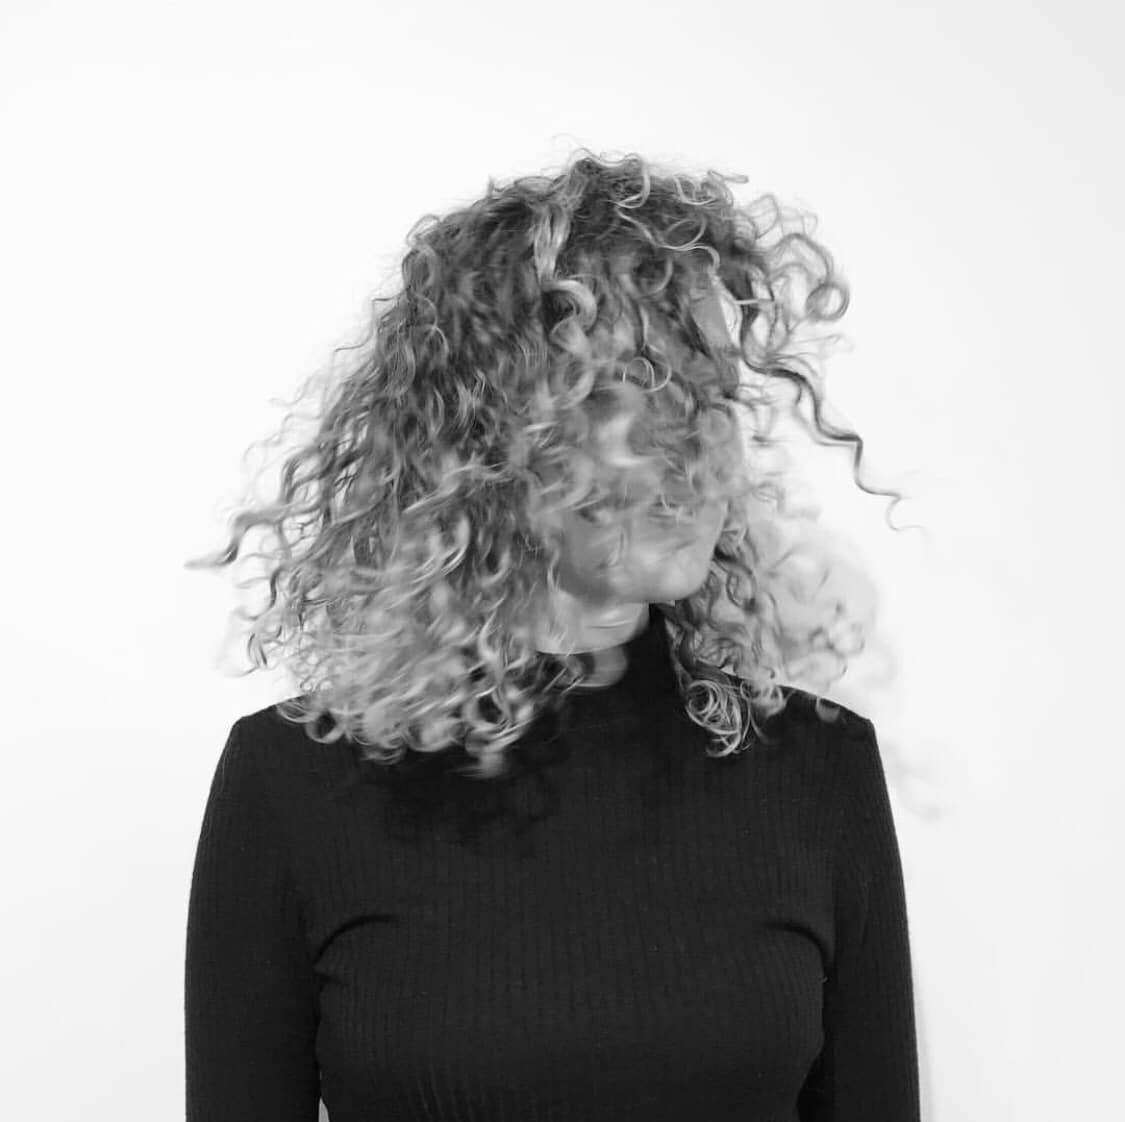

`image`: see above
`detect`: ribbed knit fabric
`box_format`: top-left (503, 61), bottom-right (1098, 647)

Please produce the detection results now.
top-left (185, 607), bottom-right (920, 1121)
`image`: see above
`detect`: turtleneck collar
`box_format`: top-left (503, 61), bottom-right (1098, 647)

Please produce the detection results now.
top-left (545, 603), bottom-right (680, 725)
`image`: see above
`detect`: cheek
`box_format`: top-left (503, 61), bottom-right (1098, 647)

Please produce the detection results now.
top-left (554, 516), bottom-right (626, 596)
top-left (622, 504), bottom-right (726, 587)
top-left (674, 497), bottom-right (729, 551)
top-left (566, 524), bottom-right (621, 573)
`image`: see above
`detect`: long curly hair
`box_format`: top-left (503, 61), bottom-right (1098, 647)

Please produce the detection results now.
top-left (186, 148), bottom-right (916, 782)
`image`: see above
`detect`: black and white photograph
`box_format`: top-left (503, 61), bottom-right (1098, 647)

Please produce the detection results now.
top-left (1, 2), bottom-right (1119, 1119)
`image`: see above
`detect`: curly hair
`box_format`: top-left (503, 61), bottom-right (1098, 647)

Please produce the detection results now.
top-left (186, 148), bottom-right (918, 782)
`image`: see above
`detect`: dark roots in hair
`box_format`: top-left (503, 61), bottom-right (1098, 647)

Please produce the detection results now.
top-left (187, 148), bottom-right (919, 781)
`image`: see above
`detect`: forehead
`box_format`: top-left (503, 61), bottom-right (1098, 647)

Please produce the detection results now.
top-left (596, 279), bottom-right (739, 363)
top-left (691, 274), bottom-right (741, 341)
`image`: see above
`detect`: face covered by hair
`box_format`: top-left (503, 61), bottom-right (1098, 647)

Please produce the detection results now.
top-left (532, 284), bottom-right (744, 656)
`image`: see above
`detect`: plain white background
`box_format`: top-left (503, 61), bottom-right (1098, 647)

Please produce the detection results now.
top-left (1, 1), bottom-right (1121, 1118)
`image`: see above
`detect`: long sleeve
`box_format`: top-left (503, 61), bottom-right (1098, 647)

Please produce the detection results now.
top-left (185, 720), bottom-right (321, 1121)
top-left (799, 716), bottom-right (921, 1121)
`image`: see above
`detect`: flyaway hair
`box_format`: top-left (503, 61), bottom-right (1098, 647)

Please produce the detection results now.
top-left (186, 148), bottom-right (916, 780)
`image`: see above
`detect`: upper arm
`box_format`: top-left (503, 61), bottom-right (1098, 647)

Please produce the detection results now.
top-left (185, 720), bottom-right (321, 1121)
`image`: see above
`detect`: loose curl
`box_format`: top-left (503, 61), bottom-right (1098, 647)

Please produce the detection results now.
top-left (186, 148), bottom-right (918, 782)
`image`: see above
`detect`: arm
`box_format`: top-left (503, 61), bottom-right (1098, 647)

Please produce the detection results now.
top-left (799, 717), bottom-right (921, 1121)
top-left (185, 721), bottom-right (321, 1121)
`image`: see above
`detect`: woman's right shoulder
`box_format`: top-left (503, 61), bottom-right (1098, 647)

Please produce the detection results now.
top-left (221, 697), bottom-right (362, 800)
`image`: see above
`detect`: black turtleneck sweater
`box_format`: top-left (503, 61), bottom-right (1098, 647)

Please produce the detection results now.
top-left (185, 607), bottom-right (920, 1120)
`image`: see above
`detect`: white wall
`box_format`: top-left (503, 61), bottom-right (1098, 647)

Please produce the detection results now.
top-left (1, 1), bottom-right (1120, 1118)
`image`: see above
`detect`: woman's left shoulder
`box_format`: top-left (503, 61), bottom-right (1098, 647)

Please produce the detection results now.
top-left (741, 683), bottom-right (876, 780)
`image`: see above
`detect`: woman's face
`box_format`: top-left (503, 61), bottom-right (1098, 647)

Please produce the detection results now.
top-left (554, 486), bottom-right (730, 609)
top-left (549, 286), bottom-right (742, 611)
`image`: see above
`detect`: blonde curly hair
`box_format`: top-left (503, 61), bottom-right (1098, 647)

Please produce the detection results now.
top-left (186, 148), bottom-right (915, 781)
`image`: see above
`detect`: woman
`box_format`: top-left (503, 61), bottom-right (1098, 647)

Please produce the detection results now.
top-left (185, 149), bottom-right (920, 1121)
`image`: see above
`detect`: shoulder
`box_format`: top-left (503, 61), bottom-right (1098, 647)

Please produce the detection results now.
top-left (219, 698), bottom-right (355, 808)
top-left (231, 697), bottom-right (345, 758)
top-left (233, 699), bottom-right (310, 748)
top-left (754, 683), bottom-right (873, 750)
top-left (760, 688), bottom-right (895, 863)
top-left (741, 682), bottom-right (880, 789)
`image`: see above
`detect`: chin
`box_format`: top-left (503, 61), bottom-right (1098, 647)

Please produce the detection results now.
top-left (649, 559), bottom-right (714, 603)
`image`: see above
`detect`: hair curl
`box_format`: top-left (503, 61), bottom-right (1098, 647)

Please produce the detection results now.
top-left (186, 148), bottom-right (919, 781)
